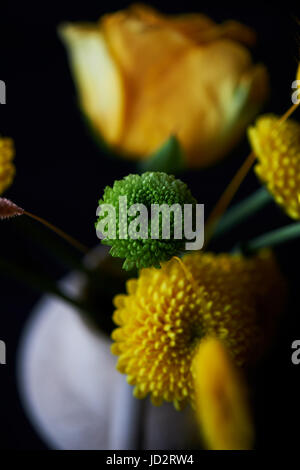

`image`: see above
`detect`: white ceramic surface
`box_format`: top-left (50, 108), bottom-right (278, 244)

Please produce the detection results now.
top-left (17, 271), bottom-right (196, 450)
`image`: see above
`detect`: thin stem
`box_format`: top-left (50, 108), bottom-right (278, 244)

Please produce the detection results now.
top-left (0, 252), bottom-right (116, 336)
top-left (240, 222), bottom-right (300, 254)
top-left (173, 256), bottom-right (198, 292)
top-left (24, 210), bottom-right (88, 254)
top-left (278, 102), bottom-right (299, 123)
top-left (0, 255), bottom-right (85, 312)
top-left (205, 151), bottom-right (256, 243)
top-left (205, 101), bottom-right (300, 243)
top-left (13, 216), bottom-right (88, 274)
top-left (210, 187), bottom-right (272, 241)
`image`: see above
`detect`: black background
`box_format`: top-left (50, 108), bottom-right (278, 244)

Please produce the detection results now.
top-left (0, 0), bottom-right (300, 450)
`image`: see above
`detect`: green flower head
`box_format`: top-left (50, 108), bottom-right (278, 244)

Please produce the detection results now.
top-left (96, 172), bottom-right (197, 270)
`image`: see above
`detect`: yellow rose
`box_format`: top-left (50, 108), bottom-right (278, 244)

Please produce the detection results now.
top-left (59, 4), bottom-right (269, 168)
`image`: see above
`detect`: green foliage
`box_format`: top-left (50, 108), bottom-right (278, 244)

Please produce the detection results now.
top-left (138, 136), bottom-right (186, 174)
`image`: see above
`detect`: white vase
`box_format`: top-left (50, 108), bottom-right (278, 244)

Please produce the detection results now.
top-left (17, 257), bottom-right (197, 450)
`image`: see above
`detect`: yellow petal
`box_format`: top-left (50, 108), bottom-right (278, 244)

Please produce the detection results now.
top-left (102, 9), bottom-right (192, 87)
top-left (129, 5), bottom-right (256, 46)
top-left (117, 38), bottom-right (268, 166)
top-left (129, 4), bottom-right (216, 43)
top-left (192, 337), bottom-right (254, 450)
top-left (59, 23), bottom-right (125, 145)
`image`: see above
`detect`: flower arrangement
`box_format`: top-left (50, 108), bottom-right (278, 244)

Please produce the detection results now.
top-left (1, 4), bottom-right (300, 451)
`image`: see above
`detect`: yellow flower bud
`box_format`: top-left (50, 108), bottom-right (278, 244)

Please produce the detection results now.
top-left (193, 337), bottom-right (254, 450)
top-left (0, 138), bottom-right (15, 195)
top-left (59, 4), bottom-right (268, 168)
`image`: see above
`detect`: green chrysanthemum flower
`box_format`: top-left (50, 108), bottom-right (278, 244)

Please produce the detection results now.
top-left (96, 172), bottom-right (197, 270)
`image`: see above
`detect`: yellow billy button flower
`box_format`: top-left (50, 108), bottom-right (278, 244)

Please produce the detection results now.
top-left (0, 138), bottom-right (15, 195)
top-left (59, 4), bottom-right (268, 168)
top-left (111, 250), bottom-right (285, 410)
top-left (192, 337), bottom-right (253, 450)
top-left (248, 114), bottom-right (300, 219)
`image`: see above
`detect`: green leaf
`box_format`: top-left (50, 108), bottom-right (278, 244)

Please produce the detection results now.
top-left (239, 222), bottom-right (300, 255)
top-left (211, 187), bottom-right (273, 241)
top-left (138, 136), bottom-right (186, 174)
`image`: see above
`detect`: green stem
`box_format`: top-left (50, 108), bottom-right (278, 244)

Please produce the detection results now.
top-left (211, 187), bottom-right (272, 240)
top-left (0, 255), bottom-right (89, 316)
top-left (12, 217), bottom-right (88, 274)
top-left (240, 222), bottom-right (300, 254)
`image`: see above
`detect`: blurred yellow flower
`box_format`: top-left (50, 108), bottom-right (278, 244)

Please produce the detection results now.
top-left (111, 250), bottom-right (285, 410)
top-left (60, 4), bottom-right (268, 168)
top-left (248, 114), bottom-right (300, 219)
top-left (193, 337), bottom-right (254, 450)
top-left (0, 138), bottom-right (15, 195)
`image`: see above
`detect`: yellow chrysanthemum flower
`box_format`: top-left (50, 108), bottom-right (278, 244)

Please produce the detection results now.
top-left (111, 250), bottom-right (285, 410)
top-left (248, 114), bottom-right (300, 219)
top-left (193, 337), bottom-right (253, 450)
top-left (0, 138), bottom-right (15, 195)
